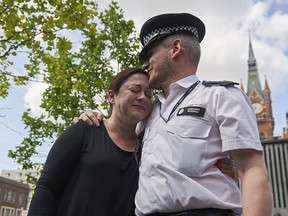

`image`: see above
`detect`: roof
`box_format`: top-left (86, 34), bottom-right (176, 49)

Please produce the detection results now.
top-left (0, 176), bottom-right (30, 189)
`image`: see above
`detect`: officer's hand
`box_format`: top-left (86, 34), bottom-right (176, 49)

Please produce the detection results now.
top-left (73, 110), bottom-right (104, 126)
top-left (215, 158), bottom-right (239, 182)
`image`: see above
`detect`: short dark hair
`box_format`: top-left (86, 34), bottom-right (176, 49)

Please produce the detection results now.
top-left (109, 67), bottom-right (148, 94)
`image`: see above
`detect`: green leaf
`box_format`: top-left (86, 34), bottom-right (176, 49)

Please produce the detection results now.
top-left (3, 0), bottom-right (141, 186)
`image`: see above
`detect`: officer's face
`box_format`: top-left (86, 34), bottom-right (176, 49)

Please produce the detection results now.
top-left (142, 43), bottom-right (172, 90)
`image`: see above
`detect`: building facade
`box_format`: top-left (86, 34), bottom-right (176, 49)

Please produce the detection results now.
top-left (1, 168), bottom-right (40, 215)
top-left (0, 176), bottom-right (29, 216)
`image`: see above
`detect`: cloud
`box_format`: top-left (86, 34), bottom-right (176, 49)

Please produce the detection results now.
top-left (24, 81), bottom-right (48, 116)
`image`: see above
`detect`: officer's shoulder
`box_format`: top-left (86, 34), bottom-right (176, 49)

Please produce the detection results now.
top-left (202, 80), bottom-right (239, 87)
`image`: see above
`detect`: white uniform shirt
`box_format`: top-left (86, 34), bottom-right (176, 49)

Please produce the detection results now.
top-left (135, 75), bottom-right (263, 215)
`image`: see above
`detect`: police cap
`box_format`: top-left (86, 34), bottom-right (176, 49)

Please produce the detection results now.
top-left (139, 13), bottom-right (205, 64)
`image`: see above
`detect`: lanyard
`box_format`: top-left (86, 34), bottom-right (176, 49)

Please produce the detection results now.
top-left (159, 80), bottom-right (200, 123)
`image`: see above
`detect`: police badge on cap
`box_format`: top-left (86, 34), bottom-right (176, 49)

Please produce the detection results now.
top-left (139, 13), bottom-right (206, 64)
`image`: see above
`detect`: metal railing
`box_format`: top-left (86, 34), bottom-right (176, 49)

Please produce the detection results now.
top-left (262, 139), bottom-right (288, 215)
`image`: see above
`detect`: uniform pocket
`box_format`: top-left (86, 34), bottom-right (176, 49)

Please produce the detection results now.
top-left (166, 117), bottom-right (212, 176)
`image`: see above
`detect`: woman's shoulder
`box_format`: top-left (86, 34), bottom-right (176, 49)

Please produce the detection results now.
top-left (62, 120), bottom-right (104, 138)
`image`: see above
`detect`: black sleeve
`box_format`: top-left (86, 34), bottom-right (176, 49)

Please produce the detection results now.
top-left (28, 121), bottom-right (87, 216)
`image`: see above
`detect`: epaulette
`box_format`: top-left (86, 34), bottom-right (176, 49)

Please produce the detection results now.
top-left (152, 97), bottom-right (159, 106)
top-left (202, 80), bottom-right (239, 87)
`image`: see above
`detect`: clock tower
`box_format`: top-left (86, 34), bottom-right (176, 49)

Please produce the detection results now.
top-left (246, 37), bottom-right (274, 140)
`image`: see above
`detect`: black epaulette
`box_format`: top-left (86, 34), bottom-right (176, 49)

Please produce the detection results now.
top-left (152, 97), bottom-right (159, 106)
top-left (202, 80), bottom-right (239, 87)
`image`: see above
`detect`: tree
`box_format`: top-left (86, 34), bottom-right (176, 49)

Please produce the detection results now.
top-left (1, 0), bottom-right (141, 183)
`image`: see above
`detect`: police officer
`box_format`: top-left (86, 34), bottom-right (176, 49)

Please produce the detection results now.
top-left (134, 13), bottom-right (272, 216)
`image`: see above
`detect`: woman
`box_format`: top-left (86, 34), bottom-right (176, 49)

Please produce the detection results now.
top-left (28, 67), bottom-right (152, 216)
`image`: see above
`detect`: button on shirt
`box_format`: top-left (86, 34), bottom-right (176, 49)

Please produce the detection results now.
top-left (135, 75), bottom-right (263, 215)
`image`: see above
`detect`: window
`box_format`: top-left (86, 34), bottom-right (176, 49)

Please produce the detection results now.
top-left (7, 190), bottom-right (13, 203)
top-left (12, 192), bottom-right (16, 203)
top-left (18, 193), bottom-right (24, 204)
top-left (4, 190), bottom-right (8, 201)
top-left (0, 206), bottom-right (15, 216)
top-left (4, 190), bottom-right (16, 203)
top-left (15, 209), bottom-right (22, 216)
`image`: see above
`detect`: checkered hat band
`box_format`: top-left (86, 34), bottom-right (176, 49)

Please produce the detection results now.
top-left (143, 26), bottom-right (199, 45)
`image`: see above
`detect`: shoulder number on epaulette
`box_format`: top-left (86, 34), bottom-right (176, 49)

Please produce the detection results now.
top-left (202, 80), bottom-right (239, 87)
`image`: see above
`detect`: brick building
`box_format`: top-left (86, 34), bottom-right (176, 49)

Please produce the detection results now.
top-left (242, 36), bottom-right (275, 140)
top-left (1, 168), bottom-right (41, 214)
top-left (0, 176), bottom-right (29, 216)
top-left (241, 36), bottom-right (288, 141)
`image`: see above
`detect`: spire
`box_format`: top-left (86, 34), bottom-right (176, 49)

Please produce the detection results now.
top-left (264, 75), bottom-right (271, 92)
top-left (248, 31), bottom-right (256, 61)
top-left (246, 34), bottom-right (263, 99)
top-left (263, 75), bottom-right (271, 101)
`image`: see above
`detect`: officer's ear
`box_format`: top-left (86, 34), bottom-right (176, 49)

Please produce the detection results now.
top-left (170, 38), bottom-right (181, 59)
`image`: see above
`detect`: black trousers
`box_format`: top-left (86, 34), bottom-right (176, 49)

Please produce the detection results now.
top-left (147, 208), bottom-right (239, 216)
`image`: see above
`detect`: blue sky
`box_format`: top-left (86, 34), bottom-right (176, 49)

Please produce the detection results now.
top-left (1, 0), bottom-right (288, 171)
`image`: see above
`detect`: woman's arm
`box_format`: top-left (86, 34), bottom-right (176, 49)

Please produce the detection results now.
top-left (28, 122), bottom-right (86, 216)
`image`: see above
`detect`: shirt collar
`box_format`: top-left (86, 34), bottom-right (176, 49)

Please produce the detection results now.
top-left (156, 75), bottom-right (199, 101)
top-left (171, 75), bottom-right (199, 89)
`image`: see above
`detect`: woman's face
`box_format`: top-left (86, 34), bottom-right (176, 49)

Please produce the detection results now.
top-left (109, 73), bottom-right (152, 123)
